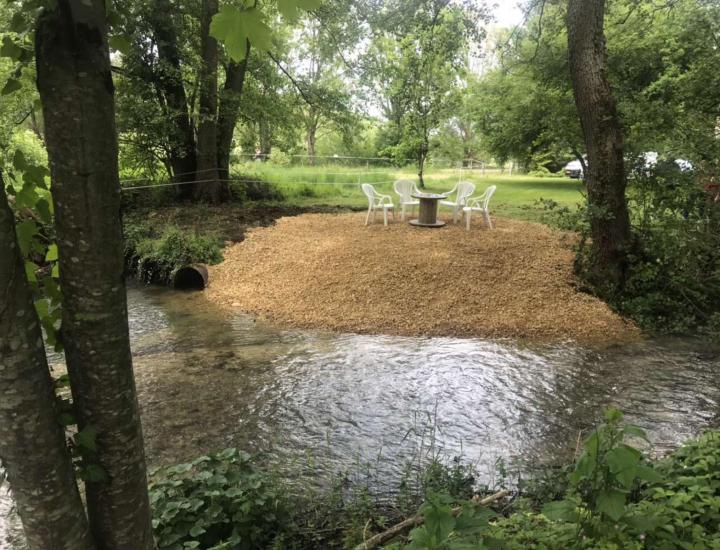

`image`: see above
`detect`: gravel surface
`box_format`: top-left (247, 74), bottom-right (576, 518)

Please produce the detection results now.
top-left (205, 212), bottom-right (640, 345)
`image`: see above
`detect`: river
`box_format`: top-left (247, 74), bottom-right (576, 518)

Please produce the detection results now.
top-left (2, 283), bottom-right (719, 547)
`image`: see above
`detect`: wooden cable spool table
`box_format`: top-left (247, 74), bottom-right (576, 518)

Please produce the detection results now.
top-left (409, 192), bottom-right (450, 228)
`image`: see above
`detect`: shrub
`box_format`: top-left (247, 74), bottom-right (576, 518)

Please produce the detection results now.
top-left (229, 174), bottom-right (285, 202)
top-left (541, 161), bottom-right (720, 337)
top-left (268, 149), bottom-right (292, 167)
top-left (150, 449), bottom-right (290, 549)
top-left (390, 412), bottom-right (720, 549)
top-left (125, 225), bottom-right (223, 284)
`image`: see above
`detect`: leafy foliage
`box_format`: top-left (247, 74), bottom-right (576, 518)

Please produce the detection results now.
top-left (125, 225), bottom-right (223, 284)
top-left (150, 448), bottom-right (290, 549)
top-left (387, 411), bottom-right (720, 549)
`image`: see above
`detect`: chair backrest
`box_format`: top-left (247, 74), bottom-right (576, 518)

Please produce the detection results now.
top-left (482, 185), bottom-right (497, 210)
top-left (361, 183), bottom-right (376, 203)
top-left (472, 185), bottom-right (496, 210)
top-left (454, 181), bottom-right (475, 205)
top-left (394, 179), bottom-right (417, 202)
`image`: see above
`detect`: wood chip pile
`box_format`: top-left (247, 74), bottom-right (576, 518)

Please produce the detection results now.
top-left (205, 213), bottom-right (640, 344)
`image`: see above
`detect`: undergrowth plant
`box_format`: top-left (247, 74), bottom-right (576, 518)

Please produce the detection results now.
top-left (124, 225), bottom-right (223, 284)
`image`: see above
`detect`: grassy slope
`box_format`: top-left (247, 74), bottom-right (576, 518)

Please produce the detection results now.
top-left (236, 164), bottom-right (585, 222)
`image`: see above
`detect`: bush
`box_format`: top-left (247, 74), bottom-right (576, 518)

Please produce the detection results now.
top-left (620, 162), bottom-right (720, 335)
top-left (150, 449), bottom-right (290, 549)
top-left (268, 149), bottom-right (292, 167)
top-left (541, 162), bottom-right (720, 337)
top-left (229, 174), bottom-right (285, 202)
top-left (390, 411), bottom-right (720, 549)
top-left (125, 225), bottom-right (223, 284)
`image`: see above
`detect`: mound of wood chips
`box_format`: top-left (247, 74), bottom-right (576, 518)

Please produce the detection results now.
top-left (205, 212), bottom-right (640, 345)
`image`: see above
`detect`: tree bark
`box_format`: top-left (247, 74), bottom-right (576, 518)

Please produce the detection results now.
top-left (194, 0), bottom-right (227, 202)
top-left (567, 0), bottom-right (632, 293)
top-left (35, 2), bottom-right (154, 548)
top-left (148, 0), bottom-right (198, 199)
top-left (259, 117), bottom-right (272, 158)
top-left (306, 110), bottom-right (318, 166)
top-left (217, 41), bottom-right (251, 181)
top-left (0, 174), bottom-right (94, 550)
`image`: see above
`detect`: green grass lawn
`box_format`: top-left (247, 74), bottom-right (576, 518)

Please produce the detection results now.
top-left (233, 163), bottom-right (585, 222)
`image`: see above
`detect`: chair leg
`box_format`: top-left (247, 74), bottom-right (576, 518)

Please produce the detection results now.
top-left (365, 205), bottom-right (372, 226)
top-left (483, 210), bottom-right (492, 230)
top-left (383, 208), bottom-right (388, 226)
top-left (401, 204), bottom-right (405, 221)
top-left (466, 210), bottom-right (472, 231)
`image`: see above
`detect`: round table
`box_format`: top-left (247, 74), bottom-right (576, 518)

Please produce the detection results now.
top-left (409, 192), bottom-right (449, 228)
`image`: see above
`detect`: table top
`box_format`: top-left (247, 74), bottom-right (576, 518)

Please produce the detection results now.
top-left (412, 192), bottom-right (450, 200)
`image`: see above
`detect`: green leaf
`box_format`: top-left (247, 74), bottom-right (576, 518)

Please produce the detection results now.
top-left (16, 220), bottom-right (38, 255)
top-left (35, 198), bottom-right (52, 224)
top-left (210, 6), bottom-right (272, 62)
top-left (23, 164), bottom-right (50, 188)
top-left (277, 0), bottom-right (300, 20)
top-left (635, 464), bottom-right (663, 483)
top-left (0, 37), bottom-right (23, 60)
top-left (13, 149), bottom-right (27, 172)
top-left (188, 525), bottom-right (205, 537)
top-left (83, 463), bottom-right (109, 483)
top-left (58, 412), bottom-right (76, 427)
top-left (25, 261), bottom-right (38, 283)
top-left (45, 244), bottom-right (58, 262)
top-left (542, 499), bottom-right (579, 522)
top-left (624, 424), bottom-right (650, 442)
top-left (9, 12), bottom-right (27, 33)
top-left (109, 35), bottom-right (131, 55)
top-left (51, 263), bottom-right (60, 278)
top-left (76, 426), bottom-right (99, 452)
top-left (606, 445), bottom-right (641, 489)
top-left (1, 78), bottom-right (22, 95)
top-left (276, 0), bottom-right (321, 21)
top-left (596, 489), bottom-right (626, 521)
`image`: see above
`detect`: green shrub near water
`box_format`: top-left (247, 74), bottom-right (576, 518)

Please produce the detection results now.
top-left (148, 411), bottom-right (720, 549)
top-left (124, 225), bottom-right (223, 284)
top-left (542, 162), bottom-right (720, 337)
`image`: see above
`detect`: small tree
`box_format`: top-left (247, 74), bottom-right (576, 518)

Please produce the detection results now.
top-left (35, 1), bottom-right (154, 546)
top-left (567, 0), bottom-right (632, 294)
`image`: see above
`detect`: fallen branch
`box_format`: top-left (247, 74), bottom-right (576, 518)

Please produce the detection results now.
top-left (352, 490), bottom-right (509, 550)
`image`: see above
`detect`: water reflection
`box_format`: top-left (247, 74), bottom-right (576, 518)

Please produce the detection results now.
top-left (2, 283), bottom-right (719, 546)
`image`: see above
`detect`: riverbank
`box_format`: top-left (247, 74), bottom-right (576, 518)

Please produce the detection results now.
top-left (205, 212), bottom-right (639, 344)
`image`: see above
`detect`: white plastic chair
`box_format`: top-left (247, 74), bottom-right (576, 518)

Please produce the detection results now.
top-left (393, 179), bottom-right (420, 221)
top-left (439, 181), bottom-right (475, 223)
top-left (362, 183), bottom-right (394, 226)
top-left (463, 185), bottom-right (496, 230)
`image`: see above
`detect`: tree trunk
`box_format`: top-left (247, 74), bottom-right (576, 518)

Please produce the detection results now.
top-left (567, 0), bottom-right (632, 294)
top-left (259, 118), bottom-right (271, 157)
top-left (0, 175), bottom-right (94, 550)
top-left (306, 109), bottom-right (318, 166)
top-left (149, 0), bottom-right (197, 199)
top-left (217, 42), bottom-right (250, 180)
top-left (35, 3), bottom-right (154, 549)
top-left (194, 0), bottom-right (226, 202)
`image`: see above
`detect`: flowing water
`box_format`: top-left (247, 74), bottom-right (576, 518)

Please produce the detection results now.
top-left (2, 283), bottom-right (719, 546)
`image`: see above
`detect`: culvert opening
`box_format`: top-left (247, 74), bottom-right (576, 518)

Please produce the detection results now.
top-left (173, 265), bottom-right (208, 290)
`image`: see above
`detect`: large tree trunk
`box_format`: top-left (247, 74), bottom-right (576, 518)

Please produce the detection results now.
top-left (149, 0), bottom-right (198, 199)
top-left (35, 3), bottom-right (154, 549)
top-left (194, 0), bottom-right (227, 202)
top-left (306, 111), bottom-right (318, 166)
top-left (0, 175), bottom-right (94, 550)
top-left (259, 117), bottom-right (272, 158)
top-left (567, 0), bottom-right (632, 294)
top-left (217, 42), bottom-right (250, 181)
